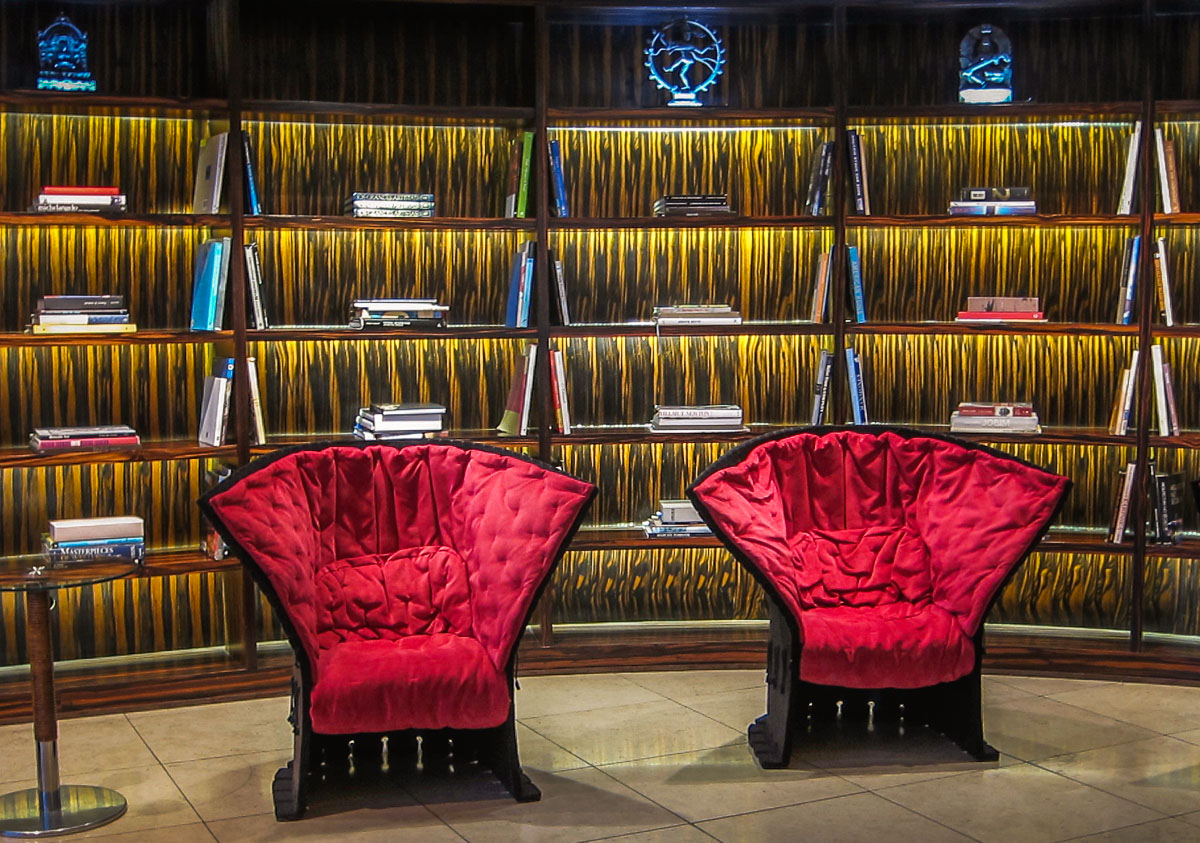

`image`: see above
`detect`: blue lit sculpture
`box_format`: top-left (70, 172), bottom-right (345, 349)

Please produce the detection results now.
top-left (37, 14), bottom-right (96, 92)
top-left (959, 24), bottom-right (1012, 104)
top-left (645, 19), bottom-right (725, 107)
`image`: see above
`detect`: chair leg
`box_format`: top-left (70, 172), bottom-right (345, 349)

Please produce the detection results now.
top-left (922, 668), bottom-right (998, 761)
top-left (274, 665), bottom-right (311, 820)
top-left (479, 713), bottom-right (541, 802)
top-left (748, 603), bottom-right (797, 768)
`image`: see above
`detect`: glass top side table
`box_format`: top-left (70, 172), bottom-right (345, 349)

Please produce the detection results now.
top-left (0, 556), bottom-right (139, 838)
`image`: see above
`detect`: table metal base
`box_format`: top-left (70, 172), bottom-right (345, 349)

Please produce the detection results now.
top-left (0, 785), bottom-right (126, 838)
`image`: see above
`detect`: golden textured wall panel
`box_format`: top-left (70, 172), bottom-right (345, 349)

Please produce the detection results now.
top-left (246, 120), bottom-right (517, 217)
top-left (1144, 557), bottom-right (1200, 637)
top-left (853, 120), bottom-right (1134, 216)
top-left (551, 227), bottom-right (832, 323)
top-left (559, 335), bottom-right (828, 427)
top-left (851, 225), bottom-right (1137, 324)
top-left (992, 551), bottom-right (1130, 630)
top-left (853, 333), bottom-right (1136, 429)
top-left (0, 112), bottom-right (210, 214)
top-left (252, 338), bottom-right (527, 434)
top-left (551, 127), bottom-right (831, 218)
top-left (552, 547), bottom-right (764, 624)
top-left (251, 228), bottom-right (526, 326)
top-left (0, 571), bottom-right (227, 665)
top-left (0, 225), bottom-right (210, 331)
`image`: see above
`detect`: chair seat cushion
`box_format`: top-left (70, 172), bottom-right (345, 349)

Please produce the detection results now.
top-left (798, 603), bottom-right (975, 689)
top-left (310, 633), bottom-right (510, 734)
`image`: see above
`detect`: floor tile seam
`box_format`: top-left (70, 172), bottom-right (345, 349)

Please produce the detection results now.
top-left (512, 718), bottom-right (608, 768)
top-left (678, 784), bottom-right (881, 827)
top-left (149, 747), bottom-right (293, 767)
top-left (1025, 758), bottom-right (1178, 820)
top-left (1049, 815), bottom-right (1186, 843)
top-left (1031, 692), bottom-right (1186, 735)
top-left (587, 761), bottom-right (698, 827)
top-left (829, 761), bottom-right (1022, 791)
top-left (580, 821), bottom-right (719, 843)
top-left (618, 672), bottom-right (766, 701)
top-left (362, 792), bottom-right (467, 837)
top-left (159, 758), bottom-right (217, 829)
top-left (998, 728), bottom-right (1176, 765)
top-left (868, 786), bottom-right (989, 842)
top-left (671, 695), bottom-right (758, 734)
top-left (514, 694), bottom-right (685, 722)
top-left (588, 738), bottom-right (758, 771)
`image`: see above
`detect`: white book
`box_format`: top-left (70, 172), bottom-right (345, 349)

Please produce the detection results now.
top-left (846, 348), bottom-right (868, 424)
top-left (1154, 127), bottom-right (1174, 214)
top-left (198, 375), bottom-right (230, 446)
top-left (247, 357), bottom-right (268, 445)
top-left (654, 404), bottom-right (743, 420)
top-left (1149, 344), bottom-right (1171, 438)
top-left (1108, 367), bottom-right (1130, 435)
top-left (191, 132), bottom-right (228, 214)
top-left (36, 193), bottom-right (127, 207)
top-left (949, 413), bottom-right (1041, 432)
top-left (1154, 237), bottom-right (1175, 327)
top-left (659, 499), bottom-right (702, 523)
top-left (49, 515), bottom-right (144, 543)
top-left (810, 349), bottom-right (832, 425)
top-left (552, 348), bottom-right (572, 435)
top-left (244, 243), bottom-right (269, 329)
top-left (1117, 121), bottom-right (1141, 215)
top-left (1117, 349), bottom-right (1140, 436)
top-left (518, 343), bottom-right (537, 435)
top-left (1110, 462), bottom-right (1138, 541)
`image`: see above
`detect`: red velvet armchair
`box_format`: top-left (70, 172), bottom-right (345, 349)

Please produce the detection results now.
top-left (199, 441), bottom-right (596, 819)
top-left (687, 427), bottom-right (1070, 766)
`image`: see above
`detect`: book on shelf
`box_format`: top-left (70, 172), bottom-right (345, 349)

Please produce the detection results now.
top-left (1149, 344), bottom-right (1181, 437)
top-left (950, 402), bottom-right (1041, 434)
top-left (349, 297), bottom-right (447, 330)
top-left (809, 246), bottom-right (834, 322)
top-left (36, 294), bottom-right (126, 312)
top-left (845, 348), bottom-right (868, 424)
top-left (1107, 462), bottom-right (1138, 542)
top-left (650, 404), bottom-right (746, 434)
top-left (846, 129), bottom-right (870, 215)
top-left (246, 356), bottom-right (268, 445)
top-left (959, 187), bottom-right (1032, 202)
top-left (1153, 127), bottom-right (1179, 215)
top-left (191, 131), bottom-right (228, 214)
top-left (42, 534), bottom-right (145, 563)
top-left (948, 200), bottom-right (1038, 215)
top-left (846, 244), bottom-right (866, 323)
top-left (810, 347), bottom-right (834, 425)
top-left (1108, 348), bottom-right (1140, 436)
top-left (32, 186), bottom-right (127, 213)
top-left (1150, 470), bottom-right (1188, 544)
top-left (548, 248), bottom-right (571, 326)
top-left (198, 357), bottom-right (236, 447)
top-left (242, 132), bottom-right (262, 215)
top-left (516, 130), bottom-right (534, 219)
top-left (653, 304), bottom-right (742, 326)
top-left (243, 242), bottom-right (270, 329)
top-left (548, 138), bottom-right (570, 218)
top-left (354, 402), bottom-right (446, 440)
top-left (30, 322), bottom-right (136, 335)
top-left (505, 242), bottom-right (536, 328)
top-left (642, 516), bottom-right (713, 538)
top-left (956, 297), bottom-right (1044, 322)
top-left (1162, 353), bottom-right (1181, 437)
top-left (29, 424), bottom-right (140, 452)
top-left (549, 347), bottom-right (572, 434)
top-left (32, 311), bottom-right (130, 326)
top-left (652, 195), bottom-right (733, 217)
top-left (497, 342), bottom-right (538, 436)
top-left (660, 499), bottom-right (702, 524)
top-left (344, 206), bottom-right (435, 219)
top-left (1152, 237), bottom-right (1175, 327)
top-left (503, 137), bottom-right (522, 218)
top-left (1164, 138), bottom-right (1182, 214)
top-left (1117, 121), bottom-right (1141, 215)
top-left (344, 193), bottom-right (435, 214)
top-left (189, 238), bottom-right (229, 331)
top-left (202, 464), bottom-right (235, 560)
top-left (1115, 235), bottom-right (1141, 325)
top-left (803, 141), bottom-right (835, 216)
top-left (48, 515), bottom-right (144, 544)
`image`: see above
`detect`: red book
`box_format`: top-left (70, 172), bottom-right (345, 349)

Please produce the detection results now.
top-left (955, 311), bottom-right (1045, 320)
top-left (41, 186), bottom-right (121, 196)
top-left (32, 434), bottom-right (142, 450)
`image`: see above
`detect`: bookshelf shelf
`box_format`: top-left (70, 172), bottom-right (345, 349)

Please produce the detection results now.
top-left (243, 215), bottom-right (538, 232)
top-left (241, 100), bottom-right (534, 124)
top-left (847, 322), bottom-right (1140, 338)
top-left (0, 213), bottom-right (229, 228)
top-left (550, 215), bottom-right (834, 231)
top-left (551, 322), bottom-right (832, 339)
top-left (0, 92), bottom-right (229, 116)
top-left (902, 425), bottom-right (1135, 448)
top-left (847, 214), bottom-right (1139, 229)
top-left (248, 326), bottom-right (538, 343)
top-left (846, 102), bottom-right (1142, 121)
top-left (547, 106), bottom-right (836, 124)
top-left (552, 424), bottom-right (792, 446)
top-left (0, 440), bottom-right (239, 470)
top-left (255, 430), bottom-right (538, 452)
top-left (137, 549), bottom-right (239, 578)
top-left (0, 329), bottom-right (235, 349)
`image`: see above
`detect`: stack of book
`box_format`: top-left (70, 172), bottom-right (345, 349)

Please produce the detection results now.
top-left (42, 516), bottom-right (145, 564)
top-left (652, 194), bottom-right (733, 217)
top-left (649, 404), bottom-right (747, 434)
top-left (1149, 467), bottom-right (1189, 544)
top-left (955, 296), bottom-right (1045, 323)
top-left (30, 295), bottom-right (135, 335)
top-left (31, 185), bottom-right (127, 214)
top-left (353, 403), bottom-right (446, 441)
top-left (344, 192), bottom-right (435, 219)
top-left (29, 424), bottom-right (140, 453)
top-left (504, 243), bottom-right (571, 327)
top-left (949, 186), bottom-right (1036, 216)
top-left (349, 298), bottom-right (448, 330)
top-left (652, 304), bottom-right (742, 326)
top-left (1114, 235), bottom-right (1142, 325)
top-left (643, 499), bottom-right (712, 539)
top-left (950, 402), bottom-right (1041, 435)
top-left (1117, 122), bottom-right (1183, 215)
top-left (1109, 345), bottom-right (1180, 437)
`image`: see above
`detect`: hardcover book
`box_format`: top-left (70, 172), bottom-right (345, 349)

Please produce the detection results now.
top-left (191, 132), bottom-right (228, 214)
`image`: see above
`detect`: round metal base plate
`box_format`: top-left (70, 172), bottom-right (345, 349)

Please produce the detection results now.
top-left (0, 785), bottom-right (126, 837)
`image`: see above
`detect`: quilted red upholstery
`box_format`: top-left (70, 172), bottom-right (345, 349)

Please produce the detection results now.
top-left (204, 442), bottom-right (595, 733)
top-left (690, 429), bottom-right (1069, 689)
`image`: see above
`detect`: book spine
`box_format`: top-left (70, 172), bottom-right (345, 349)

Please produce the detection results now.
top-left (212, 236), bottom-right (232, 331)
top-left (35, 313), bottom-right (129, 325)
top-left (43, 541), bottom-right (146, 562)
top-left (245, 243), bottom-right (268, 329)
top-left (1165, 138), bottom-right (1182, 214)
top-left (32, 435), bottom-right (140, 450)
top-left (847, 245), bottom-right (866, 323)
top-left (242, 132), bottom-right (262, 215)
top-left (846, 348), bottom-right (866, 424)
top-left (503, 138), bottom-right (521, 218)
top-left (348, 192), bottom-right (435, 202)
top-left (654, 407), bottom-right (742, 420)
top-left (246, 357), bottom-right (268, 446)
top-left (1155, 127), bottom-right (1173, 214)
top-left (548, 139), bottom-right (569, 218)
top-left (516, 130), bottom-right (534, 218)
top-left (519, 244), bottom-right (535, 328)
top-left (1121, 235), bottom-right (1141, 325)
top-left (552, 255), bottom-right (571, 326)
top-left (1151, 344), bottom-right (1170, 437)
top-left (1111, 463), bottom-right (1137, 541)
top-left (810, 349), bottom-right (830, 425)
top-left (1155, 237), bottom-right (1175, 327)
top-left (1119, 349), bottom-right (1139, 435)
top-left (1162, 360), bottom-right (1181, 436)
top-left (1117, 120), bottom-right (1141, 215)
top-left (42, 186), bottom-right (120, 196)
top-left (38, 296), bottom-right (125, 311)
top-left (30, 323), bottom-right (137, 335)
top-left (848, 130), bottom-right (867, 214)
top-left (803, 142), bottom-right (825, 215)
top-left (344, 199), bottom-right (436, 210)
top-left (347, 208), bottom-right (435, 218)
top-left (33, 203), bottom-right (126, 213)
top-left (518, 343), bottom-right (537, 435)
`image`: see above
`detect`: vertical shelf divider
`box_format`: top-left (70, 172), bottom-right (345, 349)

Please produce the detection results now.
top-left (830, 1), bottom-right (850, 422)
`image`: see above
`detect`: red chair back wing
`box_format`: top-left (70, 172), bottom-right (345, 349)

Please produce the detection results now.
top-left (425, 446), bottom-right (596, 669)
top-left (891, 435), bottom-right (1070, 634)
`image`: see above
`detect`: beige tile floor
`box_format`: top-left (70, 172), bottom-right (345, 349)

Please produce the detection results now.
top-left (2, 670), bottom-right (1200, 841)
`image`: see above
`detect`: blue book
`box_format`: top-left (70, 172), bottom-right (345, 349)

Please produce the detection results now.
top-left (847, 245), bottom-right (866, 323)
top-left (243, 133), bottom-right (262, 215)
top-left (1121, 235), bottom-right (1141, 325)
top-left (846, 348), bottom-right (868, 424)
top-left (519, 245), bottom-right (535, 327)
top-left (189, 240), bottom-right (223, 331)
top-left (548, 139), bottom-right (569, 218)
top-left (504, 245), bottom-right (525, 327)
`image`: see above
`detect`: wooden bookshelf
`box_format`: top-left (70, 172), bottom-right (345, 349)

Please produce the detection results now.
top-left (1, 0), bottom-right (1199, 708)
